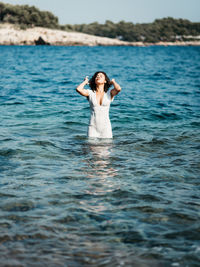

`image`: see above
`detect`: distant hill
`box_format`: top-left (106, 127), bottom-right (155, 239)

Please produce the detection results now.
top-left (65, 18), bottom-right (200, 43)
top-left (0, 2), bottom-right (59, 29)
top-left (0, 2), bottom-right (200, 42)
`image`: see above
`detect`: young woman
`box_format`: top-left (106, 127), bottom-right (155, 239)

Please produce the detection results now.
top-left (76, 71), bottom-right (121, 138)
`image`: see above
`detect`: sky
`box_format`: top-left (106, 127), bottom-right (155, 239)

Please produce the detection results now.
top-left (1, 0), bottom-right (200, 25)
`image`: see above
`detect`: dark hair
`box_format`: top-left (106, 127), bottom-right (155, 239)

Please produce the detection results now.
top-left (89, 71), bottom-right (111, 92)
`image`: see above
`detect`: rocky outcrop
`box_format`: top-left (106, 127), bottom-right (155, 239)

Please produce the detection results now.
top-left (35, 36), bottom-right (50, 45)
top-left (0, 23), bottom-right (132, 46)
top-left (0, 24), bottom-right (200, 46)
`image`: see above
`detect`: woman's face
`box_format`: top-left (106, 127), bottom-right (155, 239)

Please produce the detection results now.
top-left (95, 72), bottom-right (106, 85)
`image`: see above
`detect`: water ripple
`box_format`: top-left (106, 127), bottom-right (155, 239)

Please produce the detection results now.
top-left (0, 46), bottom-right (200, 266)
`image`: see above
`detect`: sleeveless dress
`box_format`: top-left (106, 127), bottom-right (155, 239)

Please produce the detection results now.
top-left (87, 90), bottom-right (114, 138)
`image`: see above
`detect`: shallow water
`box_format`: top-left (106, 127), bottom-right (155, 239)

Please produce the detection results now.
top-left (0, 45), bottom-right (200, 266)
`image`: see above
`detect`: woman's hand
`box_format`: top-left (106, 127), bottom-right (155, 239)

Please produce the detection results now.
top-left (84, 76), bottom-right (89, 85)
top-left (110, 78), bottom-right (115, 85)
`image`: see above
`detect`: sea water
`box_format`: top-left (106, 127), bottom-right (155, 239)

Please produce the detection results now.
top-left (0, 45), bottom-right (200, 266)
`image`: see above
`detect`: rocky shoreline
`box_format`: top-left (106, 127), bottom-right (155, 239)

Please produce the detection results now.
top-left (1, 24), bottom-right (200, 46)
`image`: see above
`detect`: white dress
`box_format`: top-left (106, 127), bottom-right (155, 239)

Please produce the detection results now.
top-left (87, 90), bottom-right (114, 138)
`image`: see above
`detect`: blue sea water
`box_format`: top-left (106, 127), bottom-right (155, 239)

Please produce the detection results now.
top-left (0, 45), bottom-right (200, 267)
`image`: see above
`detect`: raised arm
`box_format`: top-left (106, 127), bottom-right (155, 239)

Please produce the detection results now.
top-left (110, 79), bottom-right (121, 99)
top-left (76, 76), bottom-right (89, 97)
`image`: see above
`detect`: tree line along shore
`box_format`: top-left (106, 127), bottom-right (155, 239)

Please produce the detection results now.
top-left (0, 2), bottom-right (200, 46)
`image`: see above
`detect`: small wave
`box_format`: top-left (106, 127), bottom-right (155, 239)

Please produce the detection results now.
top-left (142, 137), bottom-right (169, 145)
top-left (164, 225), bottom-right (200, 240)
top-left (1, 102), bottom-right (24, 106)
top-left (32, 140), bottom-right (58, 148)
top-left (42, 67), bottom-right (54, 71)
top-left (151, 112), bottom-right (180, 120)
top-left (153, 72), bottom-right (162, 77)
top-left (156, 102), bottom-right (167, 108)
top-left (138, 193), bottom-right (163, 202)
top-left (2, 200), bottom-right (35, 212)
top-left (58, 79), bottom-right (73, 85)
top-left (64, 121), bottom-right (87, 126)
top-left (178, 91), bottom-right (191, 95)
top-left (0, 149), bottom-right (16, 157)
top-left (109, 189), bottom-right (136, 199)
top-left (134, 205), bottom-right (164, 214)
top-left (0, 193), bottom-right (16, 198)
top-left (170, 211), bottom-right (197, 223)
top-left (32, 78), bottom-right (49, 83)
top-left (115, 230), bottom-right (145, 244)
top-left (0, 137), bottom-right (13, 142)
top-left (190, 121), bottom-right (200, 127)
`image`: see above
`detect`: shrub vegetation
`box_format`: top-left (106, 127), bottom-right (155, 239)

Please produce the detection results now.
top-left (0, 2), bottom-right (199, 42)
top-left (0, 2), bottom-right (59, 29)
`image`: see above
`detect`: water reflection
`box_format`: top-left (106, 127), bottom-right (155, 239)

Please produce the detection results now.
top-left (83, 138), bottom-right (117, 179)
top-left (78, 139), bottom-right (119, 212)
